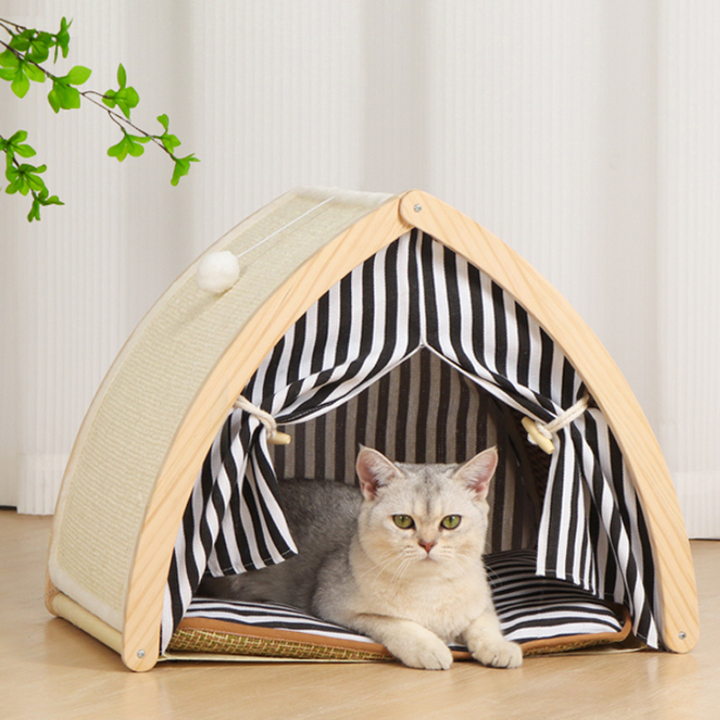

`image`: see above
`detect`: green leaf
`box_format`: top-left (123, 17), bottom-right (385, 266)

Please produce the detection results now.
top-left (9, 30), bottom-right (32, 53)
top-left (125, 85), bottom-right (140, 106)
top-left (54, 17), bottom-right (72, 62)
top-left (127, 138), bottom-right (146, 157)
top-left (1, 131), bottom-right (37, 159)
top-left (170, 153), bottom-right (199, 186)
top-left (11, 68), bottom-right (30, 98)
top-left (27, 197), bottom-right (41, 222)
top-left (27, 186), bottom-right (64, 222)
top-left (27, 32), bottom-right (53, 63)
top-left (40, 191), bottom-right (63, 206)
top-left (103, 84), bottom-right (139, 119)
top-left (63, 85), bottom-right (81, 109)
top-left (5, 162), bottom-right (47, 196)
top-left (161, 133), bottom-right (181, 153)
top-left (48, 78), bottom-right (81, 112)
top-left (107, 136), bottom-right (129, 162)
top-left (47, 68), bottom-right (88, 113)
top-left (155, 114), bottom-right (181, 153)
top-left (101, 66), bottom-right (140, 118)
top-left (24, 63), bottom-right (45, 84)
top-left (0, 49), bottom-right (19, 69)
top-left (107, 131), bottom-right (150, 162)
top-left (117, 63), bottom-right (127, 89)
top-left (23, 164), bottom-right (47, 192)
top-left (102, 88), bottom-right (117, 109)
top-left (0, 56), bottom-right (44, 90)
top-left (116, 88), bottom-right (139, 118)
top-left (47, 87), bottom-right (60, 113)
top-left (5, 179), bottom-right (23, 195)
top-left (28, 187), bottom-right (65, 222)
top-left (65, 65), bottom-right (91, 86)
top-left (14, 142), bottom-right (36, 158)
top-left (114, 96), bottom-right (132, 119)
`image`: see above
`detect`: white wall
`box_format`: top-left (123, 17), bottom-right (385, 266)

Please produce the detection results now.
top-left (656, 1), bottom-right (720, 538)
top-left (0, 1), bottom-right (717, 535)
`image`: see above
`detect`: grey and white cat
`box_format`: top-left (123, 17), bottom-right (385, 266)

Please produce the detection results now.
top-left (201, 446), bottom-right (522, 670)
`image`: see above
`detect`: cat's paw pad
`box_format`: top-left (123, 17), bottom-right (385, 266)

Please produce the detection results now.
top-left (472, 640), bottom-right (523, 669)
top-left (393, 635), bottom-right (453, 671)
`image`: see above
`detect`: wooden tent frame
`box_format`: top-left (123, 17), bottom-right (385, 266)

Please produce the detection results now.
top-left (46, 188), bottom-right (698, 671)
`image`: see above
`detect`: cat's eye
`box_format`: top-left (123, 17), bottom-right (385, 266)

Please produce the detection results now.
top-left (393, 515), bottom-right (415, 529)
top-left (440, 515), bottom-right (461, 530)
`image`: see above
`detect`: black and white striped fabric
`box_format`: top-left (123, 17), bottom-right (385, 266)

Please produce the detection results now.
top-left (181, 599), bottom-right (380, 647)
top-left (268, 349), bottom-right (545, 554)
top-left (484, 550), bottom-right (627, 644)
top-left (162, 230), bottom-right (660, 652)
top-left (179, 550), bottom-right (627, 652)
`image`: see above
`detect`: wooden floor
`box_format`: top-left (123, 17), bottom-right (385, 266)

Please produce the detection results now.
top-left (3, 510), bottom-right (719, 720)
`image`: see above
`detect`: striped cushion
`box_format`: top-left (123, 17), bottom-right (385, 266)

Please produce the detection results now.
top-left (484, 550), bottom-right (630, 651)
top-left (166, 550), bottom-right (631, 661)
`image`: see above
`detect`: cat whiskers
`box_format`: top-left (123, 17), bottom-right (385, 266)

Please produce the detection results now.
top-left (356, 551), bottom-right (406, 584)
top-left (389, 552), bottom-right (415, 586)
top-left (484, 565), bottom-right (501, 583)
top-left (356, 547), bottom-right (417, 588)
top-left (440, 555), bottom-right (466, 577)
top-left (431, 546), bottom-right (479, 578)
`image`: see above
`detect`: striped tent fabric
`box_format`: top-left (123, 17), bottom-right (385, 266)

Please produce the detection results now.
top-left (162, 230), bottom-right (660, 652)
top-left (268, 349), bottom-right (546, 554)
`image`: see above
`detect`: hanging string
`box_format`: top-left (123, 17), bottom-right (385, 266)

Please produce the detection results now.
top-left (522, 393), bottom-right (591, 454)
top-left (236, 196), bottom-right (335, 261)
top-left (196, 197), bottom-right (336, 294)
top-left (233, 396), bottom-right (292, 445)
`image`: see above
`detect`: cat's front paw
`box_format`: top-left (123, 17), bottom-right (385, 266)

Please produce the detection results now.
top-left (388, 630), bottom-right (453, 671)
top-left (471, 639), bottom-right (523, 669)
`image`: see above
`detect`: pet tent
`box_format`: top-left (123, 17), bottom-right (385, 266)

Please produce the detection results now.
top-left (46, 188), bottom-right (698, 672)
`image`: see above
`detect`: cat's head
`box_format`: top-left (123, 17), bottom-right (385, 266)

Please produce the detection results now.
top-left (354, 446), bottom-right (498, 576)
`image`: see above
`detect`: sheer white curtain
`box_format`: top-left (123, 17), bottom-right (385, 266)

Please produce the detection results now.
top-left (1, 0), bottom-right (717, 537)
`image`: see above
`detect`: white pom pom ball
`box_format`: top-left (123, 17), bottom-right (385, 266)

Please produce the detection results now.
top-left (196, 251), bottom-right (240, 294)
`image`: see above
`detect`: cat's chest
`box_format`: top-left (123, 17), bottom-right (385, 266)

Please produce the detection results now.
top-left (362, 567), bottom-right (487, 641)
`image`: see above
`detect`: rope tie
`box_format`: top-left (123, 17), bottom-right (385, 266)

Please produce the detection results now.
top-left (522, 393), bottom-right (591, 455)
top-left (233, 396), bottom-right (292, 445)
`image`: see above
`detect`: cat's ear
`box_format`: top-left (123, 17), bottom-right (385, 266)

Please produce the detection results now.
top-left (356, 446), bottom-right (400, 501)
top-left (455, 447), bottom-right (498, 501)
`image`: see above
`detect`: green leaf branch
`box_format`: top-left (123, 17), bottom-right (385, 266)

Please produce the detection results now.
top-left (0, 16), bottom-right (198, 222)
top-left (1, 130), bottom-right (64, 221)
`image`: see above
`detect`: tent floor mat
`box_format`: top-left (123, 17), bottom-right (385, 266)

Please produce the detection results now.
top-left (165, 550), bottom-right (632, 663)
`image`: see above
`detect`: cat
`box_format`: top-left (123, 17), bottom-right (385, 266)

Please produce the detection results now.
top-left (200, 446), bottom-right (522, 670)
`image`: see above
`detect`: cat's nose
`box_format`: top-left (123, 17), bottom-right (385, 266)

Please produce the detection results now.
top-left (418, 540), bottom-right (436, 554)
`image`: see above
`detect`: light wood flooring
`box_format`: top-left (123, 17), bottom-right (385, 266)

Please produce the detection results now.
top-left (2, 510), bottom-right (719, 720)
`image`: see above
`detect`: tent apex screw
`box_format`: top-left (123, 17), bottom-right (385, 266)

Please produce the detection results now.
top-left (137, 649), bottom-right (146, 658)
top-left (679, 632), bottom-right (687, 640)
top-left (413, 204), bottom-right (422, 212)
